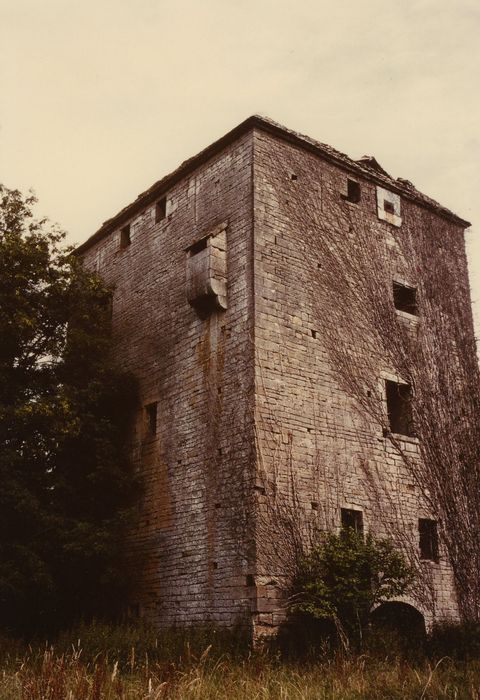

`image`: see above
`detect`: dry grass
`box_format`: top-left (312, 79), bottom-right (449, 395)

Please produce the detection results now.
top-left (0, 646), bottom-right (480, 699)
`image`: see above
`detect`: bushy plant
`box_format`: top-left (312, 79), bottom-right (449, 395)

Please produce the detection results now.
top-left (54, 619), bottom-right (251, 666)
top-left (428, 621), bottom-right (480, 660)
top-left (288, 530), bottom-right (415, 647)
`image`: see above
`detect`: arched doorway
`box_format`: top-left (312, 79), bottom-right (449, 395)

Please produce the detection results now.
top-left (370, 602), bottom-right (426, 655)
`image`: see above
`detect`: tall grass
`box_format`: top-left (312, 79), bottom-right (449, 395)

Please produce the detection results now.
top-left (1, 622), bottom-right (480, 699)
top-left (1, 649), bottom-right (480, 699)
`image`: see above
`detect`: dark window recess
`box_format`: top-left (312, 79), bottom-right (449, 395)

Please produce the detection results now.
top-left (155, 197), bottom-right (167, 223)
top-left (106, 294), bottom-right (114, 319)
top-left (341, 508), bottom-right (363, 534)
top-left (246, 574), bottom-right (255, 587)
top-left (120, 224), bottom-right (131, 248)
top-left (393, 282), bottom-right (418, 315)
top-left (189, 237), bottom-right (208, 255)
top-left (190, 295), bottom-right (217, 317)
top-left (145, 402), bottom-right (158, 435)
top-left (342, 179), bottom-right (361, 203)
top-left (385, 380), bottom-right (415, 437)
top-left (384, 200), bottom-right (395, 214)
top-left (419, 519), bottom-right (439, 562)
top-left (128, 603), bottom-right (140, 618)
top-left (96, 292), bottom-right (113, 319)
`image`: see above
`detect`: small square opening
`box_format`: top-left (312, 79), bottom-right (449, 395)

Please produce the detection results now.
top-left (384, 200), bottom-right (395, 214)
top-left (145, 402), bottom-right (158, 436)
top-left (128, 603), bottom-right (140, 619)
top-left (155, 197), bottom-right (167, 223)
top-left (385, 380), bottom-right (415, 437)
top-left (188, 237), bottom-right (208, 256)
top-left (341, 508), bottom-right (363, 534)
top-left (419, 518), bottom-right (439, 562)
top-left (97, 291), bottom-right (113, 320)
top-left (343, 179), bottom-right (361, 204)
top-left (120, 224), bottom-right (131, 248)
top-left (393, 282), bottom-right (418, 315)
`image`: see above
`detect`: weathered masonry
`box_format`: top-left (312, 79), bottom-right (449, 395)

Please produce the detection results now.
top-left (77, 116), bottom-right (476, 637)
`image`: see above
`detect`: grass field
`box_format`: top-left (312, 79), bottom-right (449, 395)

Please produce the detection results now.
top-left (1, 623), bottom-right (479, 699)
top-left (2, 650), bottom-right (480, 699)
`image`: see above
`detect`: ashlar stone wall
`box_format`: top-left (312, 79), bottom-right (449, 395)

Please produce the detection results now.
top-left (251, 128), bottom-right (472, 634)
top-left (81, 132), bottom-right (257, 629)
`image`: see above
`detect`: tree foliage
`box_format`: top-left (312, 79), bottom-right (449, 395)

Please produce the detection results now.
top-left (289, 530), bottom-right (415, 641)
top-left (0, 184), bottom-right (140, 634)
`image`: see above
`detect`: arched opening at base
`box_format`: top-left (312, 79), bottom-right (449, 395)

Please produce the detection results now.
top-left (370, 602), bottom-right (426, 656)
top-left (372, 602), bottom-right (425, 635)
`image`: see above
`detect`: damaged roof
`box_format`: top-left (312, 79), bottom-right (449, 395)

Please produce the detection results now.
top-left (76, 115), bottom-right (470, 254)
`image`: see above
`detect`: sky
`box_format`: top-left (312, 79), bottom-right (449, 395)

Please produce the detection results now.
top-left (2, 0), bottom-right (480, 331)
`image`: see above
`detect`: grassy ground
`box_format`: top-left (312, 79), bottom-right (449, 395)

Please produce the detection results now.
top-left (1, 624), bottom-right (479, 699)
top-left (1, 649), bottom-right (480, 699)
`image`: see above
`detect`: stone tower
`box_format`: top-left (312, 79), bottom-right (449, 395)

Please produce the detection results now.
top-left (77, 116), bottom-right (475, 637)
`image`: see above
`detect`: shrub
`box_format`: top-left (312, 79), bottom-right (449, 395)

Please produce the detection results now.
top-left (54, 619), bottom-right (251, 667)
top-left (288, 530), bottom-right (416, 648)
top-left (428, 621), bottom-right (480, 660)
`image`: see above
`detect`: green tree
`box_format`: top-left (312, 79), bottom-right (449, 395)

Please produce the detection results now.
top-left (0, 184), bottom-right (139, 634)
top-left (289, 530), bottom-right (415, 646)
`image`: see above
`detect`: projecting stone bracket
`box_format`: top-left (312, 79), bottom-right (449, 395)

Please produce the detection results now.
top-left (186, 222), bottom-right (227, 315)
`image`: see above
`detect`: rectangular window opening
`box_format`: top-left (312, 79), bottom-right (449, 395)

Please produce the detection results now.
top-left (155, 197), bottom-right (167, 223)
top-left (120, 224), bottom-right (131, 248)
top-left (96, 291), bottom-right (113, 320)
top-left (145, 402), bottom-right (158, 436)
top-left (419, 518), bottom-right (439, 562)
top-left (385, 380), bottom-right (415, 437)
top-left (393, 282), bottom-right (418, 315)
top-left (128, 603), bottom-right (140, 619)
top-left (188, 237), bottom-right (208, 256)
top-left (341, 508), bottom-right (364, 534)
top-left (343, 179), bottom-right (361, 203)
top-left (384, 200), bottom-right (395, 214)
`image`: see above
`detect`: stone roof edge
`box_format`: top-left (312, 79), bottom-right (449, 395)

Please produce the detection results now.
top-left (75, 115), bottom-right (470, 255)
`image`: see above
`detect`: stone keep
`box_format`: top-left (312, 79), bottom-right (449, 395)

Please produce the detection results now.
top-left (77, 116), bottom-right (474, 637)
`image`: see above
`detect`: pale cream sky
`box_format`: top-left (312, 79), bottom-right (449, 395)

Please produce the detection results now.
top-left (2, 0), bottom-right (480, 331)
